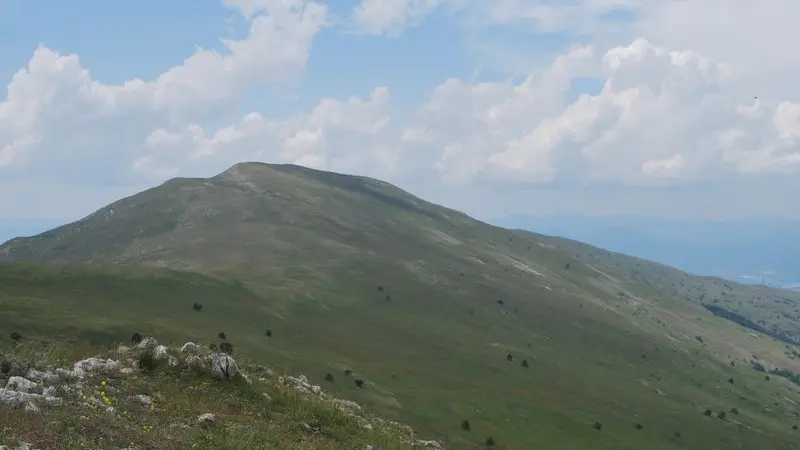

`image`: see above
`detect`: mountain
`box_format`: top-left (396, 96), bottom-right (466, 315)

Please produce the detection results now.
top-left (491, 213), bottom-right (800, 287)
top-left (3, 162), bottom-right (800, 449)
top-left (0, 218), bottom-right (68, 246)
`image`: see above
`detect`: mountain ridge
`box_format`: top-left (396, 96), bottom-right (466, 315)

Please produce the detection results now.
top-left (3, 162), bottom-right (800, 449)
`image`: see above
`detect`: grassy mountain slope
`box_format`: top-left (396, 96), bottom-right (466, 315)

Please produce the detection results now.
top-left (3, 162), bottom-right (800, 449)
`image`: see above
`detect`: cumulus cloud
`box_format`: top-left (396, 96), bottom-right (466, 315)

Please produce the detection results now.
top-left (0, 0), bottom-right (327, 180)
top-left (404, 38), bottom-right (800, 187)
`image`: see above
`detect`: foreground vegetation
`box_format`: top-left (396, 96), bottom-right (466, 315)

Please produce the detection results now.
top-left (0, 337), bottom-right (436, 449)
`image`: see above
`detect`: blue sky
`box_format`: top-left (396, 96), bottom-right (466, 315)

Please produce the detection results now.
top-left (1, 0), bottom-right (799, 233)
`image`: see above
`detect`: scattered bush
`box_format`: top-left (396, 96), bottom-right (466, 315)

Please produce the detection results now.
top-left (521, 359), bottom-right (529, 368)
top-left (564, 263), bottom-right (570, 270)
top-left (9, 332), bottom-right (22, 341)
top-left (730, 407), bottom-right (739, 415)
top-left (218, 332), bottom-right (227, 340)
top-left (703, 409), bottom-right (713, 416)
top-left (461, 420), bottom-right (471, 431)
top-left (634, 423), bottom-right (643, 430)
top-left (324, 373), bottom-right (334, 383)
top-left (354, 379), bottom-right (364, 388)
top-left (496, 300), bottom-right (504, 305)
top-left (484, 436), bottom-right (495, 446)
top-left (265, 329), bottom-right (272, 337)
top-left (209, 343), bottom-right (218, 352)
top-left (137, 349), bottom-right (157, 373)
top-left (0, 360), bottom-right (11, 374)
top-left (219, 342), bottom-right (234, 355)
top-left (192, 302), bottom-right (203, 312)
top-left (717, 411), bottom-right (727, 420)
top-left (695, 336), bottom-right (704, 343)
top-left (506, 353), bottom-right (513, 362)
top-left (131, 332), bottom-right (143, 344)
top-left (728, 377), bottom-right (734, 384)
top-left (793, 425), bottom-right (798, 431)
top-left (344, 369), bottom-right (352, 376)
top-left (592, 421), bottom-right (603, 431)
top-left (377, 286), bottom-right (384, 292)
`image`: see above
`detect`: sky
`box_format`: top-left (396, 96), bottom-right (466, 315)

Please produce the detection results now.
top-left (2, 0), bottom-right (800, 227)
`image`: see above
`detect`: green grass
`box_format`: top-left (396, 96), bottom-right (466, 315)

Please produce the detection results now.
top-left (3, 262), bottom-right (800, 449)
top-left (2, 163), bottom-right (800, 449)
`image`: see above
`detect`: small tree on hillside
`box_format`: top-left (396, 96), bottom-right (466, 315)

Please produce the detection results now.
top-left (131, 332), bottom-right (143, 344)
top-left (192, 302), bottom-right (204, 312)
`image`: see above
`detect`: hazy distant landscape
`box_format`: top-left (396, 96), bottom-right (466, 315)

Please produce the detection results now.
top-left (492, 213), bottom-right (800, 289)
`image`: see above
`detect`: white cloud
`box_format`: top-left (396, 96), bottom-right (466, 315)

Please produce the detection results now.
top-left (0, 0), bottom-right (327, 179)
top-left (403, 38), bottom-right (800, 187)
top-left (138, 87), bottom-right (397, 180)
top-left (349, 0), bottom-right (443, 36)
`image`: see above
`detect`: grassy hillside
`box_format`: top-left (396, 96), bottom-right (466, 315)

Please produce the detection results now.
top-left (2, 162), bottom-right (800, 449)
top-left (0, 336), bottom-right (424, 449)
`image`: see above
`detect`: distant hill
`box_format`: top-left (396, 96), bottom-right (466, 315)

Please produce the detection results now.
top-left (0, 218), bottom-right (68, 245)
top-left (491, 212), bottom-right (800, 287)
top-left (3, 162), bottom-right (800, 449)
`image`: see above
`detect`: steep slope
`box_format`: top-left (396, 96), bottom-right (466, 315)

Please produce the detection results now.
top-left (3, 162), bottom-right (800, 449)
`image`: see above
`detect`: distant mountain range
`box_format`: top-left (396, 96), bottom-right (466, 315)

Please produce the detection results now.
top-left (491, 213), bottom-right (800, 288)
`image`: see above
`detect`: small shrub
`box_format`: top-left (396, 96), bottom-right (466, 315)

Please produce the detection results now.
top-left (138, 349), bottom-right (157, 373)
top-left (219, 342), bottom-right (234, 355)
top-left (461, 420), bottom-right (471, 431)
top-left (703, 409), bottom-right (712, 417)
top-left (218, 332), bottom-right (227, 340)
top-left (0, 360), bottom-right (11, 374)
top-left (377, 286), bottom-right (383, 292)
top-left (324, 373), bottom-right (334, 383)
top-left (793, 425), bottom-right (798, 431)
top-left (209, 343), bottom-right (218, 352)
top-left (484, 436), bottom-right (495, 446)
top-left (728, 377), bottom-right (734, 384)
top-left (9, 332), bottom-right (22, 342)
top-left (506, 353), bottom-right (513, 362)
top-left (592, 421), bottom-right (603, 430)
top-left (344, 369), bottom-right (352, 376)
top-left (354, 379), bottom-right (364, 388)
top-left (634, 423), bottom-right (643, 430)
top-left (192, 302), bottom-right (203, 312)
top-left (265, 329), bottom-right (272, 337)
top-left (695, 336), bottom-right (704, 343)
top-left (131, 332), bottom-right (143, 344)
top-left (717, 410), bottom-right (727, 420)
top-left (496, 300), bottom-right (504, 305)
top-left (730, 407), bottom-right (739, 415)
top-left (521, 359), bottom-right (529, 368)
